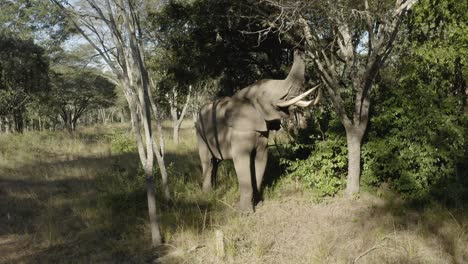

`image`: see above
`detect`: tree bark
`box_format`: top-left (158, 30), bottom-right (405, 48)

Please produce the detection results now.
top-left (345, 125), bottom-right (365, 195)
top-left (148, 82), bottom-right (171, 201)
top-left (5, 117), bottom-right (10, 134)
top-left (52, 0), bottom-right (166, 245)
top-left (143, 160), bottom-right (162, 245)
top-left (170, 102), bottom-right (179, 145)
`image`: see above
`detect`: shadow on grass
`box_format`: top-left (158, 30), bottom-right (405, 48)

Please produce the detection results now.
top-left (0, 147), bottom-right (241, 263)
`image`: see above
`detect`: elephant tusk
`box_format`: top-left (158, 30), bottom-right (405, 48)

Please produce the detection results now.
top-left (276, 84), bottom-right (320, 108)
top-left (313, 86), bottom-right (322, 105)
top-left (293, 100), bottom-right (313, 107)
top-left (294, 88), bottom-right (322, 107)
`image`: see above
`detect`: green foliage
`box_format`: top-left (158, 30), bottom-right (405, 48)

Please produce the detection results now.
top-left (357, 0), bottom-right (468, 201)
top-left (283, 135), bottom-right (347, 197)
top-left (0, 0), bottom-right (67, 46)
top-left (148, 0), bottom-right (296, 97)
top-left (47, 61), bottom-right (116, 130)
top-left (108, 129), bottom-right (136, 154)
top-left (0, 35), bottom-right (48, 113)
top-left (282, 0), bottom-right (467, 202)
top-left (361, 63), bottom-right (466, 201)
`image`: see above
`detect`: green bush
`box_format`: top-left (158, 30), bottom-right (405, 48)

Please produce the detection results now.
top-left (108, 129), bottom-right (136, 154)
top-left (283, 135), bottom-right (347, 197)
top-left (358, 45), bottom-right (467, 201)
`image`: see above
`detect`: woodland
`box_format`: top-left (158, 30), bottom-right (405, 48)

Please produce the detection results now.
top-left (0, 0), bottom-right (467, 263)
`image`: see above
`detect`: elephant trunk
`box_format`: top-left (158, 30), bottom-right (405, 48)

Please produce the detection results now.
top-left (284, 50), bottom-right (306, 95)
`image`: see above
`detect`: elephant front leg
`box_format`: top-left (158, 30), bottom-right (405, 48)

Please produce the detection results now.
top-left (254, 134), bottom-right (268, 204)
top-left (231, 131), bottom-right (257, 212)
top-left (233, 154), bottom-right (254, 212)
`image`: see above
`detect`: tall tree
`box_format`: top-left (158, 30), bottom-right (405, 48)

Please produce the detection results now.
top-left (52, 0), bottom-right (168, 245)
top-left (0, 35), bottom-right (49, 132)
top-left (49, 66), bottom-right (116, 131)
top-left (0, 0), bottom-right (68, 49)
top-left (257, 0), bottom-right (418, 195)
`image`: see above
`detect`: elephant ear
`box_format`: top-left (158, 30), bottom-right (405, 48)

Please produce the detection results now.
top-left (225, 98), bottom-right (268, 132)
top-left (252, 91), bottom-right (284, 121)
top-left (249, 80), bottom-right (289, 121)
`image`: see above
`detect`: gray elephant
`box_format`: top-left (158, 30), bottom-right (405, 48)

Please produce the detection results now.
top-left (195, 50), bottom-right (320, 212)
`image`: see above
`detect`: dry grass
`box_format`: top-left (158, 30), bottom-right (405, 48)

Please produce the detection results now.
top-left (0, 122), bottom-right (467, 263)
top-left (162, 192), bottom-right (467, 264)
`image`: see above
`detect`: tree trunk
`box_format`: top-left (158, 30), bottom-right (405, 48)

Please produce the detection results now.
top-left (173, 126), bottom-right (179, 145)
top-left (170, 85), bottom-right (192, 145)
top-left (154, 147), bottom-right (170, 200)
top-left (148, 81), bottom-right (171, 201)
top-left (345, 125), bottom-right (365, 195)
top-left (120, 109), bottom-right (126, 123)
top-left (5, 117), bottom-right (10, 134)
top-left (170, 105), bottom-right (179, 145)
top-left (14, 112), bottom-right (24, 133)
top-left (143, 165), bottom-right (162, 245)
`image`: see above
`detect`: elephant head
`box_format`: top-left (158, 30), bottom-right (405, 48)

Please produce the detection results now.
top-left (226, 50), bottom-right (321, 132)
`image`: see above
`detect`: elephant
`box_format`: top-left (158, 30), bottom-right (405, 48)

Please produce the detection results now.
top-left (195, 50), bottom-right (320, 212)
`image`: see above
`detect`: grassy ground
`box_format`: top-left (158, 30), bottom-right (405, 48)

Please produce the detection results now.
top-left (0, 122), bottom-right (467, 263)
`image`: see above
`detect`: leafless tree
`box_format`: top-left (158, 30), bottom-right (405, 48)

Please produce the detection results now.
top-left (51, 0), bottom-right (170, 245)
top-left (256, 0), bottom-right (417, 195)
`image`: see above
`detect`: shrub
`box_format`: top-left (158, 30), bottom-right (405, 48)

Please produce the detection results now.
top-left (108, 128), bottom-right (136, 154)
top-left (360, 56), bottom-right (467, 201)
top-left (283, 134), bottom-right (347, 197)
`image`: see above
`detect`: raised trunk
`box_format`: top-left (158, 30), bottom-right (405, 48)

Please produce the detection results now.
top-left (345, 125), bottom-right (365, 195)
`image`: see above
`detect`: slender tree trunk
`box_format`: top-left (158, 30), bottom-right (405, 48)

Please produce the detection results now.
top-left (170, 105), bottom-right (179, 145)
top-left (148, 81), bottom-right (171, 200)
top-left (154, 147), bottom-right (170, 199)
top-left (173, 126), bottom-right (179, 145)
top-left (14, 112), bottom-right (24, 133)
top-left (5, 117), bottom-right (10, 134)
top-left (344, 125), bottom-right (365, 195)
top-left (127, 89), bottom-right (162, 245)
top-left (144, 167), bottom-right (161, 244)
top-left (171, 85), bottom-right (191, 145)
top-left (120, 109), bottom-right (126, 123)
